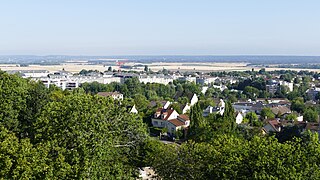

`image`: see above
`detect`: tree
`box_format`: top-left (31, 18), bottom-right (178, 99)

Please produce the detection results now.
top-left (291, 98), bottom-right (305, 113)
top-left (151, 134), bottom-right (320, 180)
top-left (188, 102), bottom-right (206, 140)
top-left (260, 107), bottom-right (275, 120)
top-left (243, 86), bottom-right (259, 99)
top-left (222, 101), bottom-right (236, 132)
top-left (303, 108), bottom-right (318, 122)
top-left (124, 77), bottom-right (142, 98)
top-left (133, 94), bottom-right (149, 112)
top-left (144, 65), bottom-right (149, 72)
top-left (285, 113), bottom-right (298, 121)
top-left (259, 68), bottom-right (266, 74)
top-left (33, 92), bottom-right (147, 179)
top-left (0, 125), bottom-right (51, 179)
top-left (245, 112), bottom-right (262, 127)
top-left (0, 71), bottom-right (29, 132)
top-left (170, 103), bottom-right (182, 114)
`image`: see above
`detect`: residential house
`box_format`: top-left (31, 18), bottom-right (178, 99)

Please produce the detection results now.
top-left (270, 106), bottom-right (291, 117)
top-left (181, 104), bottom-right (191, 114)
top-left (233, 101), bottom-right (254, 113)
top-left (263, 119), bottom-right (281, 134)
top-left (151, 108), bottom-right (190, 136)
top-left (203, 99), bottom-right (225, 116)
top-left (306, 87), bottom-right (320, 101)
top-left (97, 91), bottom-right (124, 101)
top-left (152, 108), bottom-right (179, 128)
top-left (304, 123), bottom-right (320, 136)
top-left (167, 115), bottom-right (190, 135)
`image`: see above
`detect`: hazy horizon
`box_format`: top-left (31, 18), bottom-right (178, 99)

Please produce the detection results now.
top-left (1, 1), bottom-right (320, 56)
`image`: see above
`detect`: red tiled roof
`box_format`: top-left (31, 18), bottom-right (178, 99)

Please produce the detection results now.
top-left (168, 119), bottom-right (185, 127)
top-left (154, 108), bottom-right (175, 120)
top-left (164, 109), bottom-right (174, 120)
top-left (178, 114), bottom-right (190, 121)
top-left (268, 119), bottom-right (281, 132)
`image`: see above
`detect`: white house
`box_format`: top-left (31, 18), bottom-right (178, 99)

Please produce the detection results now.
top-left (151, 108), bottom-right (190, 136)
top-left (167, 115), bottom-right (190, 135)
top-left (152, 108), bottom-right (179, 128)
top-left (203, 99), bottom-right (225, 116)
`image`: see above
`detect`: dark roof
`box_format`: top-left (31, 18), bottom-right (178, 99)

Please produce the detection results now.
top-left (149, 100), bottom-right (167, 108)
top-left (233, 102), bottom-right (254, 106)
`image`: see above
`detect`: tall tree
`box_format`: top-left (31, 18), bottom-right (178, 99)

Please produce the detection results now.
top-left (188, 102), bottom-right (208, 141)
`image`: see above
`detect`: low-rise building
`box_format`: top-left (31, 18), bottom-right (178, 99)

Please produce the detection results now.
top-left (97, 91), bottom-right (124, 101)
top-left (151, 108), bottom-right (190, 136)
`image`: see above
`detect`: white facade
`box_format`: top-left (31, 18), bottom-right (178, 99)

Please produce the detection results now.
top-left (163, 101), bottom-right (172, 109)
top-left (212, 85), bottom-right (228, 91)
top-left (38, 78), bottom-right (79, 90)
top-left (236, 113), bottom-right (243, 124)
top-left (139, 75), bottom-right (173, 85)
top-left (203, 99), bottom-right (225, 116)
top-left (182, 104), bottom-right (191, 114)
top-left (129, 105), bottom-right (138, 114)
top-left (279, 81), bottom-right (294, 92)
top-left (190, 94), bottom-right (198, 106)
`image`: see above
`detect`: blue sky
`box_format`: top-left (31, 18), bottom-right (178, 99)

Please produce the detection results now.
top-left (0, 0), bottom-right (320, 55)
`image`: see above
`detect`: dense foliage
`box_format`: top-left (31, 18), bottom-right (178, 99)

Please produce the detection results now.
top-left (149, 133), bottom-right (320, 180)
top-left (0, 72), bottom-right (147, 179)
top-left (1, 71), bottom-right (320, 179)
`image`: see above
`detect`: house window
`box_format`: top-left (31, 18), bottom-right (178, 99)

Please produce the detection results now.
top-left (171, 128), bottom-right (175, 132)
top-left (161, 122), bottom-right (164, 126)
top-left (154, 121), bottom-right (158, 125)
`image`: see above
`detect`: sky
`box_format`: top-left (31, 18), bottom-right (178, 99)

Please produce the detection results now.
top-left (0, 0), bottom-right (320, 56)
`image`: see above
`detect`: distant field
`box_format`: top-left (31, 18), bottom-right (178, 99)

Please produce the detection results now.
top-left (1, 62), bottom-right (320, 73)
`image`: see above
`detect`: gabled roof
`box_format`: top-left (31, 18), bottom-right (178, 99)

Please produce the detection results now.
top-left (168, 119), bottom-right (185, 127)
top-left (271, 106), bottom-right (291, 116)
top-left (267, 119), bottom-right (281, 132)
top-left (178, 114), bottom-right (190, 121)
top-left (149, 100), bottom-right (168, 108)
top-left (154, 108), bottom-right (176, 120)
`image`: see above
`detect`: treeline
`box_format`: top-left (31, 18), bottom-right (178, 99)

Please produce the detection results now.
top-left (81, 77), bottom-right (201, 100)
top-left (148, 133), bottom-right (320, 179)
